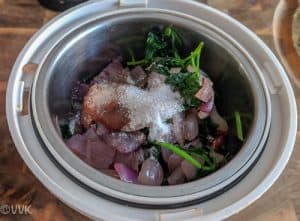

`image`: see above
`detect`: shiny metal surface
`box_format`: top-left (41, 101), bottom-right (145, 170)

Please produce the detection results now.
top-left (30, 9), bottom-right (270, 205)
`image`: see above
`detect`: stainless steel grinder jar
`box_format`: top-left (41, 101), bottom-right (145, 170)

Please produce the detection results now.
top-left (6, 0), bottom-right (297, 220)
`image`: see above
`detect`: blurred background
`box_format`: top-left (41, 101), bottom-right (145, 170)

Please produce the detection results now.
top-left (0, 0), bottom-right (299, 220)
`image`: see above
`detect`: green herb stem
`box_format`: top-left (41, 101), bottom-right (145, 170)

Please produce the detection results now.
top-left (155, 142), bottom-right (203, 169)
top-left (189, 151), bottom-right (214, 168)
top-left (189, 152), bottom-right (216, 171)
top-left (183, 41), bottom-right (204, 74)
top-left (224, 112), bottom-right (252, 121)
top-left (234, 111), bottom-right (244, 141)
top-left (127, 47), bottom-right (136, 62)
top-left (127, 59), bottom-right (148, 66)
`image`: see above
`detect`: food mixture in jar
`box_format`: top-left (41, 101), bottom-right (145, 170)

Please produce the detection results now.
top-left (58, 26), bottom-right (250, 186)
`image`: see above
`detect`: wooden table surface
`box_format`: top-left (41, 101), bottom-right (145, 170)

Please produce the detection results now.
top-left (0, 0), bottom-right (299, 220)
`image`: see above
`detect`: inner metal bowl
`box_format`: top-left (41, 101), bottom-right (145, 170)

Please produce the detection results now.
top-left (30, 9), bottom-right (271, 207)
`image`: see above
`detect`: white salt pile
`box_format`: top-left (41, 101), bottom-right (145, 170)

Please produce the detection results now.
top-left (118, 83), bottom-right (183, 132)
top-left (88, 82), bottom-right (184, 141)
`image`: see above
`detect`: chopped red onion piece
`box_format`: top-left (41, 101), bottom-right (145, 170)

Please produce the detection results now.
top-left (161, 148), bottom-right (172, 163)
top-left (129, 66), bottom-right (147, 87)
top-left (103, 131), bottom-right (145, 153)
top-left (114, 163), bottom-right (138, 183)
top-left (168, 167), bottom-right (185, 185)
top-left (195, 77), bottom-right (214, 103)
top-left (85, 128), bottom-right (116, 169)
top-left (168, 154), bottom-right (183, 172)
top-left (183, 109), bottom-right (199, 141)
top-left (93, 58), bottom-right (131, 84)
top-left (138, 159), bottom-right (164, 186)
top-left (67, 127), bottom-right (115, 170)
top-left (172, 113), bottom-right (184, 145)
top-left (181, 160), bottom-right (198, 181)
top-left (199, 97), bottom-right (214, 113)
top-left (114, 149), bottom-right (144, 171)
top-left (66, 134), bottom-right (86, 160)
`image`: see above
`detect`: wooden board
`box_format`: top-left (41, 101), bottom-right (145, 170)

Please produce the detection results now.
top-left (0, 0), bottom-right (299, 220)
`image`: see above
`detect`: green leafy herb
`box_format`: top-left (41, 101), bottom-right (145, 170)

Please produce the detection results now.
top-left (127, 26), bottom-right (205, 109)
top-left (182, 42), bottom-right (204, 75)
top-left (163, 25), bottom-right (183, 58)
top-left (234, 111), bottom-right (244, 141)
top-left (127, 26), bottom-right (204, 74)
top-left (145, 32), bottom-right (167, 60)
top-left (165, 71), bottom-right (201, 108)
